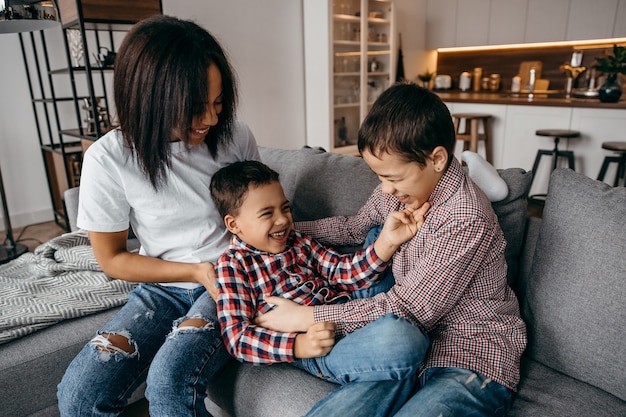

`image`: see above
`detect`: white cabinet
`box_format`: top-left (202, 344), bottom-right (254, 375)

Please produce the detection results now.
top-left (426, 0), bottom-right (625, 49)
top-left (445, 102), bottom-right (508, 169)
top-left (566, 0), bottom-right (619, 41)
top-left (488, 0), bottom-right (528, 45)
top-left (569, 108), bottom-right (626, 185)
top-left (456, 0), bottom-right (490, 47)
top-left (524, 0), bottom-right (569, 43)
top-left (425, 0), bottom-right (457, 49)
top-left (304, 0), bottom-right (396, 154)
top-left (613, 0), bottom-right (626, 37)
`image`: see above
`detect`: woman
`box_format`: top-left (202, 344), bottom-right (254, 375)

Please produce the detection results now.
top-left (57, 15), bottom-right (261, 417)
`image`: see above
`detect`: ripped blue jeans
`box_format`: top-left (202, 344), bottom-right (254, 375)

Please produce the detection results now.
top-left (57, 283), bottom-right (232, 417)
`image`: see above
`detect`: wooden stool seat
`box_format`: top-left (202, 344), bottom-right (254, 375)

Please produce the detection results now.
top-left (528, 129), bottom-right (580, 205)
top-left (535, 129), bottom-right (581, 139)
top-left (597, 141), bottom-right (626, 187)
top-left (452, 113), bottom-right (493, 163)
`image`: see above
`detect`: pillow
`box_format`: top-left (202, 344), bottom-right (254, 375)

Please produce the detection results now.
top-left (520, 168), bottom-right (626, 401)
top-left (493, 168), bottom-right (532, 288)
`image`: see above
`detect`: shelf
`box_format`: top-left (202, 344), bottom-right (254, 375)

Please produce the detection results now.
top-left (304, 0), bottom-right (395, 154)
top-left (49, 66), bottom-right (114, 75)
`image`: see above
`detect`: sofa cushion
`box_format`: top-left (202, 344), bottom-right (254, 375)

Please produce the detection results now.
top-left (208, 361), bottom-right (335, 417)
top-left (493, 168), bottom-right (532, 287)
top-left (508, 356), bottom-right (626, 417)
top-left (519, 168), bottom-right (626, 401)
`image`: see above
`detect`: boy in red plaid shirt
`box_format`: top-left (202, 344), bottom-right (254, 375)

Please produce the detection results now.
top-left (210, 160), bottom-right (429, 384)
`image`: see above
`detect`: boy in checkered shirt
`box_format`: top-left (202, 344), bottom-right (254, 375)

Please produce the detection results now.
top-left (210, 160), bottom-right (429, 384)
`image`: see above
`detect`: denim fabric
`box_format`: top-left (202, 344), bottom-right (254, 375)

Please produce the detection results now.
top-left (394, 367), bottom-right (513, 417)
top-left (57, 283), bottom-right (232, 417)
top-left (294, 314), bottom-right (428, 384)
top-left (351, 225), bottom-right (395, 298)
top-left (294, 225), bottom-right (429, 385)
top-left (304, 368), bottom-right (511, 417)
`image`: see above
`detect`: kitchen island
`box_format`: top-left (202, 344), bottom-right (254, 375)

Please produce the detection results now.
top-left (435, 91), bottom-right (626, 196)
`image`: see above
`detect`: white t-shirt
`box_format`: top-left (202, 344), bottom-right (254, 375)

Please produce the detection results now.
top-left (78, 121), bottom-right (261, 288)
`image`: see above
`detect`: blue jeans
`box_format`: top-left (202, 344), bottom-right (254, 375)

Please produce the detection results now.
top-left (294, 226), bottom-right (429, 385)
top-left (57, 283), bottom-right (232, 417)
top-left (305, 367), bottom-right (512, 417)
top-left (294, 313), bottom-right (429, 384)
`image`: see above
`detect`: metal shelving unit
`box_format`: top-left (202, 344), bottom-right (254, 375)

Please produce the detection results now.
top-left (19, 0), bottom-right (162, 230)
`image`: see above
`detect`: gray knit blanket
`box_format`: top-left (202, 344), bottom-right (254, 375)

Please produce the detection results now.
top-left (0, 230), bottom-right (136, 345)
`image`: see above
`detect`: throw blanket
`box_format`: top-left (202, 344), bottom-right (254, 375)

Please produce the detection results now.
top-left (0, 231), bottom-right (136, 345)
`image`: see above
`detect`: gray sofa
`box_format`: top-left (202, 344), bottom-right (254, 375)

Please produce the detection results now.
top-left (1, 146), bottom-right (624, 417)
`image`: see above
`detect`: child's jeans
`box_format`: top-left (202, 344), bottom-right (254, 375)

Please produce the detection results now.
top-left (57, 283), bottom-right (232, 417)
top-left (293, 226), bottom-right (429, 385)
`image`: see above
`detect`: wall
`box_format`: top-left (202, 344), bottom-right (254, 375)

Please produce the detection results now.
top-left (0, 0), bottom-right (428, 230)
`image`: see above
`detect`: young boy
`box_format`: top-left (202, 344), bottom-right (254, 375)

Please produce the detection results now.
top-left (210, 160), bottom-right (429, 385)
top-left (255, 83), bottom-right (527, 417)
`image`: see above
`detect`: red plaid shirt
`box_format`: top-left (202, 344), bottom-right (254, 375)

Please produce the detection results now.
top-left (215, 231), bottom-right (387, 365)
top-left (298, 158), bottom-right (527, 391)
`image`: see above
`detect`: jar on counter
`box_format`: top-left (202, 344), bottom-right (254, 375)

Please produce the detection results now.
top-left (459, 72), bottom-right (471, 91)
top-left (511, 74), bottom-right (521, 92)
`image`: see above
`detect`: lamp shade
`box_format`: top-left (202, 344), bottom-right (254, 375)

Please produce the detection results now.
top-left (0, 0), bottom-right (59, 33)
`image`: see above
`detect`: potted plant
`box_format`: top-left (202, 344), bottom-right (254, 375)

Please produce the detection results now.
top-left (593, 44), bottom-right (626, 103)
top-left (417, 70), bottom-right (435, 89)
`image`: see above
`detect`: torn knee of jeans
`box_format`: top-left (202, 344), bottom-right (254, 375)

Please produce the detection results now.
top-left (91, 332), bottom-right (137, 357)
top-left (171, 315), bottom-right (215, 334)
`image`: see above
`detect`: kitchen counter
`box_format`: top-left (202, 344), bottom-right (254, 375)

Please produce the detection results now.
top-left (434, 91), bottom-right (626, 109)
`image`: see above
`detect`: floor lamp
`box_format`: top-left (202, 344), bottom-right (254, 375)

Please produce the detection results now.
top-left (0, 0), bottom-right (60, 264)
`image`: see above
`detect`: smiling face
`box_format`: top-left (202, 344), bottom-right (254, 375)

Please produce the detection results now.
top-left (362, 146), bottom-right (447, 209)
top-left (224, 181), bottom-right (294, 254)
top-left (178, 63), bottom-right (224, 145)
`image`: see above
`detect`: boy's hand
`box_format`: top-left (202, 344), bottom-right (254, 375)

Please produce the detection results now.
top-left (294, 322), bottom-right (336, 358)
top-left (375, 201), bottom-right (431, 262)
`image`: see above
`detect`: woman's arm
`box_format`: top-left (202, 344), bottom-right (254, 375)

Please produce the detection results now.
top-left (89, 231), bottom-right (216, 291)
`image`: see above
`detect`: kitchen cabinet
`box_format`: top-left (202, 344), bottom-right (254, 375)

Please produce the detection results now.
top-left (613, 0), bottom-right (626, 38)
top-left (565, 0), bottom-right (619, 41)
top-left (488, 0), bottom-right (528, 46)
top-left (427, 0), bottom-right (625, 50)
top-left (425, 0), bottom-right (457, 49)
top-left (21, 0), bottom-right (161, 229)
top-left (524, 0), bottom-right (569, 43)
top-left (455, 0), bottom-right (490, 47)
top-left (569, 108), bottom-right (626, 185)
top-left (444, 102), bottom-right (508, 169)
top-left (304, 0), bottom-right (396, 154)
top-left (500, 105), bottom-right (573, 198)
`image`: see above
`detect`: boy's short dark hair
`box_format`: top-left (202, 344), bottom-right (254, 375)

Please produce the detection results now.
top-left (358, 82), bottom-right (456, 166)
top-left (210, 160), bottom-right (280, 218)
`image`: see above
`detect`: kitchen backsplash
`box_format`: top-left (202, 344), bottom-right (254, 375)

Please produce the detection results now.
top-left (435, 41), bottom-right (626, 92)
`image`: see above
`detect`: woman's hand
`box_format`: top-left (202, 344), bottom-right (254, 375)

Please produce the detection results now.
top-left (193, 262), bottom-right (219, 301)
top-left (254, 296), bottom-right (315, 333)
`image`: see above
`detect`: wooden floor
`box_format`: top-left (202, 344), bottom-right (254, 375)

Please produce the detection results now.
top-left (10, 220), bottom-right (67, 252)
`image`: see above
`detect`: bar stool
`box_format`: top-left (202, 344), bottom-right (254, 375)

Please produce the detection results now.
top-left (597, 141), bottom-right (626, 187)
top-left (528, 129), bottom-right (580, 205)
top-left (452, 113), bottom-right (493, 163)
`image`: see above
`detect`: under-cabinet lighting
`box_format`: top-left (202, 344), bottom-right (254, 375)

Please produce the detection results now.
top-left (437, 38), bottom-right (626, 53)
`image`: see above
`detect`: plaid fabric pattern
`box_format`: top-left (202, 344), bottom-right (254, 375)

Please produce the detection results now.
top-left (216, 230), bottom-right (386, 365)
top-left (298, 158), bottom-right (527, 391)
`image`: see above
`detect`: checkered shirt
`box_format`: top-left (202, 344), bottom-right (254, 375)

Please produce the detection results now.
top-left (297, 158), bottom-right (527, 391)
top-left (216, 230), bottom-right (387, 365)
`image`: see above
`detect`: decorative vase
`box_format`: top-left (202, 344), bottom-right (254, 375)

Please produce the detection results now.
top-left (598, 73), bottom-right (622, 103)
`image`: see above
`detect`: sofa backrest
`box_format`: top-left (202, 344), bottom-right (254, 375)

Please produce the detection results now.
top-left (518, 168), bottom-right (626, 401)
top-left (259, 146), bottom-right (532, 287)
